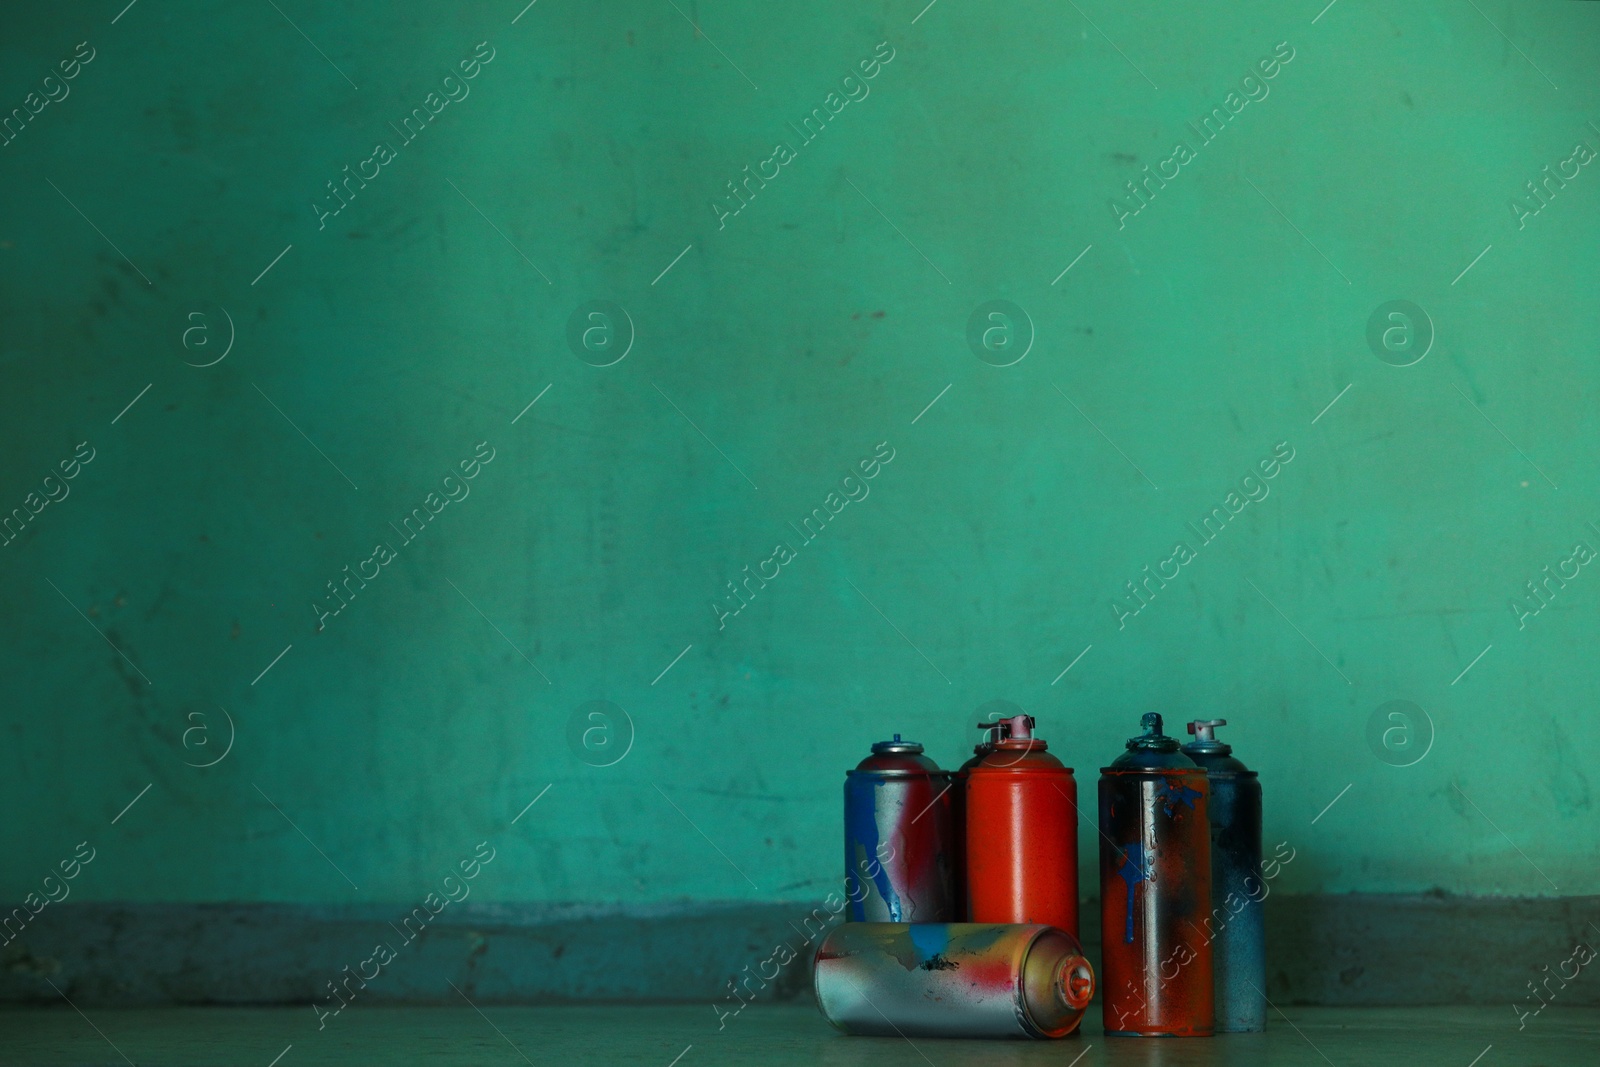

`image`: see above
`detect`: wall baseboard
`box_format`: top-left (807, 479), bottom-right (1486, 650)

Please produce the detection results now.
top-left (3, 895), bottom-right (1594, 1007)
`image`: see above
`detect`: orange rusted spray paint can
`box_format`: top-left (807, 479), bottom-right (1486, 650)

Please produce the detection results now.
top-left (1098, 713), bottom-right (1214, 1037)
top-left (964, 714), bottom-right (1079, 942)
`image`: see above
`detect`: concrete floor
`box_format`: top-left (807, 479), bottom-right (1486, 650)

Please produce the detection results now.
top-left (3, 1002), bottom-right (1594, 1066)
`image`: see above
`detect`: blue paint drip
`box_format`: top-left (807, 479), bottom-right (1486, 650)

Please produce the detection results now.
top-left (907, 922), bottom-right (948, 967)
top-left (844, 776), bottom-right (901, 921)
top-left (1117, 843), bottom-right (1150, 944)
top-left (1161, 781), bottom-right (1202, 816)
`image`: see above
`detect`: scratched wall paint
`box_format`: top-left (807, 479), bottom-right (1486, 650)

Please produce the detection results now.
top-left (1, 0), bottom-right (1597, 914)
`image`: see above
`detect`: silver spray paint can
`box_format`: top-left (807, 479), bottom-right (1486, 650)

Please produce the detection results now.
top-left (813, 922), bottom-right (1095, 1039)
top-left (843, 736), bottom-right (956, 922)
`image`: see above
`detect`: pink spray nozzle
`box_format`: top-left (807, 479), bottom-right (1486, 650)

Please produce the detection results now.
top-left (977, 714), bottom-right (1035, 741)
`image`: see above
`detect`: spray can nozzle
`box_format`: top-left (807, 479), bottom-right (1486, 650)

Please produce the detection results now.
top-left (870, 733), bottom-right (926, 755)
top-left (1125, 713), bottom-right (1182, 753)
top-left (977, 714), bottom-right (1034, 741)
top-left (1187, 719), bottom-right (1227, 743)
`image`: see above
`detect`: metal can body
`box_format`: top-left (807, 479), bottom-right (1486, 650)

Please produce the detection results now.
top-left (1098, 714), bottom-right (1214, 1037)
top-left (814, 922), bottom-right (1095, 1039)
top-left (1201, 770), bottom-right (1263, 1031)
top-left (844, 737), bottom-right (955, 922)
top-left (1184, 721), bottom-right (1264, 1033)
top-left (964, 733), bottom-right (1079, 939)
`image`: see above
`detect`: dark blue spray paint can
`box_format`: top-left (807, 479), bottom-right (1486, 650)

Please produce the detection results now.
top-left (1183, 719), bottom-right (1264, 1033)
top-left (844, 736), bottom-right (956, 922)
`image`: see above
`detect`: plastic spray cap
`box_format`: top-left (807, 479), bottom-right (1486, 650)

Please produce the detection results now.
top-left (977, 714), bottom-right (1034, 741)
top-left (1126, 712), bottom-right (1180, 752)
top-left (1182, 718), bottom-right (1247, 769)
top-left (1110, 713), bottom-right (1198, 770)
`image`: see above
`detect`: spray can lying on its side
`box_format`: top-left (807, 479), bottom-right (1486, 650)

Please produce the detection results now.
top-left (1099, 713), bottom-right (1214, 1037)
top-left (1184, 718), bottom-right (1265, 1033)
top-left (843, 736), bottom-right (956, 922)
top-left (814, 922), bottom-right (1095, 1039)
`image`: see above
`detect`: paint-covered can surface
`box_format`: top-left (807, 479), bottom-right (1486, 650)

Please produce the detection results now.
top-left (964, 714), bottom-right (1079, 940)
top-left (813, 922), bottom-right (1095, 1039)
top-left (1184, 718), bottom-right (1265, 1033)
top-left (1098, 713), bottom-right (1214, 1037)
top-left (843, 736), bottom-right (955, 922)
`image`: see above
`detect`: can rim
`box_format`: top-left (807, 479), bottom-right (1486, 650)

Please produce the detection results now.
top-left (1018, 926), bottom-right (1093, 1038)
top-left (845, 767), bottom-right (954, 778)
top-left (1099, 766), bottom-right (1209, 775)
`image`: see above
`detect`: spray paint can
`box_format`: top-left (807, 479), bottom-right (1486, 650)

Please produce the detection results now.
top-left (844, 736), bottom-right (955, 922)
top-left (1098, 713), bottom-right (1214, 1037)
top-left (1183, 718), bottom-right (1265, 1033)
top-left (814, 922), bottom-right (1095, 1039)
top-left (964, 714), bottom-right (1079, 940)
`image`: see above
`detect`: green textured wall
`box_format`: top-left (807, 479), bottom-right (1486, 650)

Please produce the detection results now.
top-left (4, 0), bottom-right (1598, 922)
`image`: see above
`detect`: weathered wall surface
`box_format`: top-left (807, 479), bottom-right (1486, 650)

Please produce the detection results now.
top-left (2, 0), bottom-right (1596, 943)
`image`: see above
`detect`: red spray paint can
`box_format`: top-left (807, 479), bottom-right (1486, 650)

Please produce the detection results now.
top-left (1098, 713), bottom-right (1213, 1037)
top-left (964, 714), bottom-right (1079, 941)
